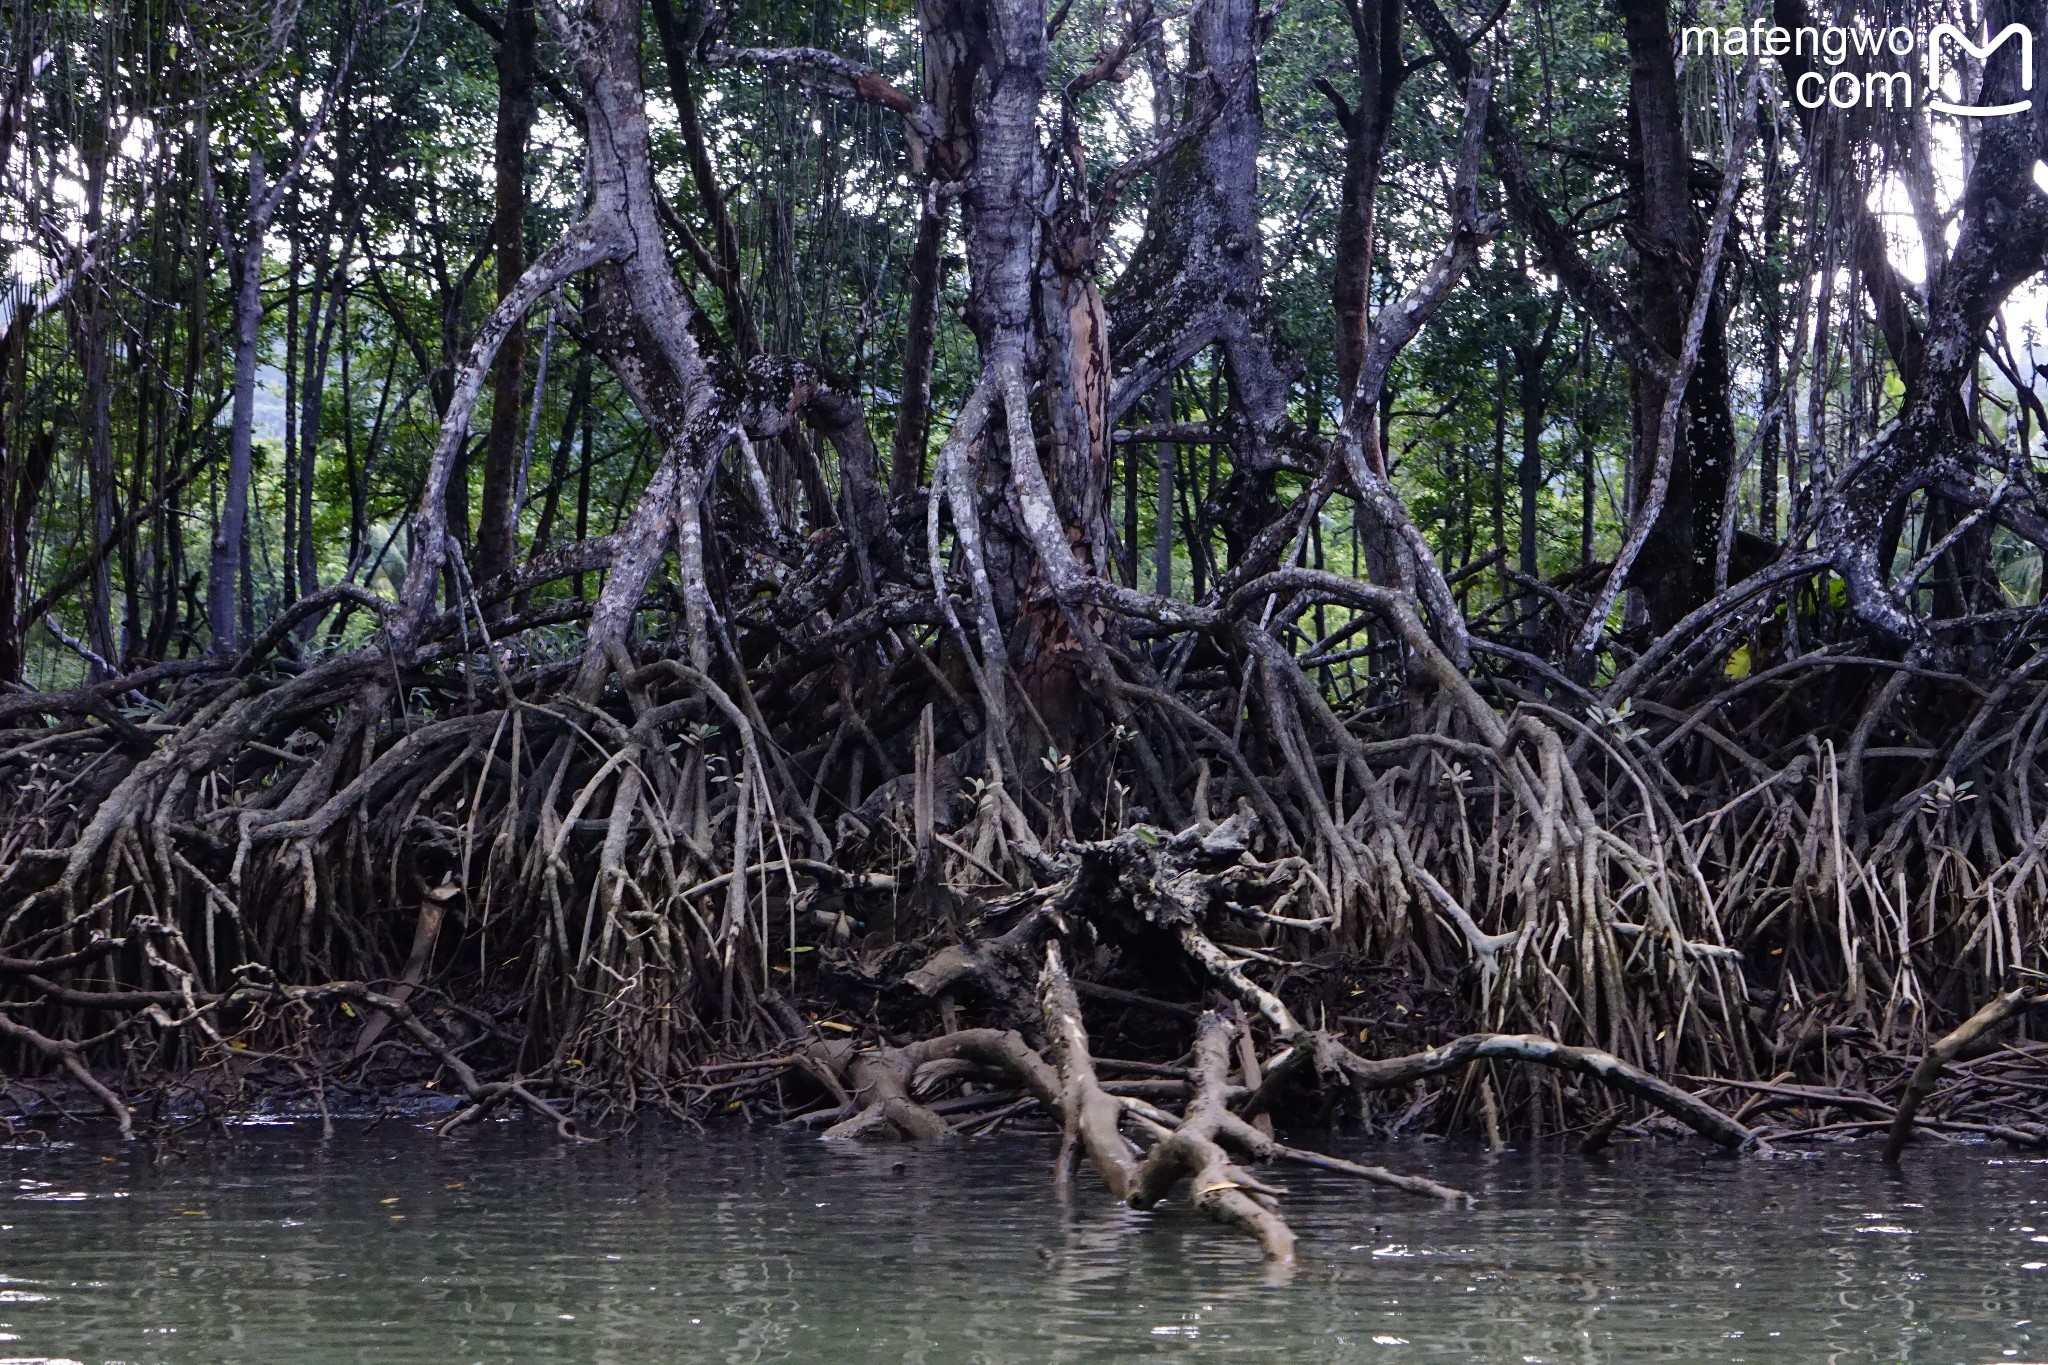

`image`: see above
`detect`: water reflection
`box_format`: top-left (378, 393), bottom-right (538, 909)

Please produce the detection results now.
top-left (0, 1123), bottom-right (2042, 1362)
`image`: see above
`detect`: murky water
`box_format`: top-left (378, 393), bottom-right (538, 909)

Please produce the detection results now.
top-left (1, 1119), bottom-right (2044, 1362)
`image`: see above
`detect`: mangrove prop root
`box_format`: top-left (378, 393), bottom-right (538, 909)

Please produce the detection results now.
top-left (0, 1013), bottom-right (133, 1139)
top-left (800, 936), bottom-right (1485, 1261)
top-left (1330, 1034), bottom-right (1757, 1150)
top-left (1126, 1010), bottom-right (1297, 1263)
top-left (2, 435), bottom-right (2042, 1263)
top-left (1039, 941), bottom-right (1143, 1199)
top-left (1884, 978), bottom-right (2048, 1162)
top-left (10, 0), bottom-right (2048, 1254)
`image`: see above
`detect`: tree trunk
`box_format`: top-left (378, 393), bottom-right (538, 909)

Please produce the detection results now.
top-left (891, 195), bottom-right (948, 498)
top-left (650, 0), bottom-right (761, 360)
top-left (1329, 0), bottom-right (1405, 410)
top-left (1518, 346), bottom-right (1543, 607)
top-left (475, 0), bottom-right (539, 592)
top-left (1617, 0), bottom-right (1737, 633)
top-left (1490, 353), bottom-right (1508, 597)
top-left (1818, 0), bottom-right (2048, 642)
top-left (209, 168), bottom-right (267, 655)
top-left (297, 169), bottom-right (355, 623)
top-left (0, 425), bottom-right (53, 684)
top-left (78, 283), bottom-right (121, 673)
top-left (1155, 426), bottom-right (1174, 599)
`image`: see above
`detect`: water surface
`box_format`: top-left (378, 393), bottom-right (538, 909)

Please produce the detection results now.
top-left (3, 1121), bottom-right (2044, 1362)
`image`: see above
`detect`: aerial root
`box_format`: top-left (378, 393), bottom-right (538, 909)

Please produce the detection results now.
top-left (1245, 1029), bottom-right (1758, 1151)
top-left (0, 1013), bottom-right (133, 1139)
top-left (1123, 1008), bottom-right (1298, 1262)
top-left (771, 812), bottom-right (1770, 1262)
top-left (1883, 974), bottom-right (2048, 1162)
top-left (244, 980), bottom-right (593, 1140)
top-left (799, 937), bottom-right (1487, 1263)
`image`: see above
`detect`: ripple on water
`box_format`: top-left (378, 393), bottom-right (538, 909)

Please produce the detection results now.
top-left (0, 1126), bottom-right (2044, 1362)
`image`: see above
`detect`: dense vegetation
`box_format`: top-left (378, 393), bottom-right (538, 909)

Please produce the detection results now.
top-left (3, 0), bottom-right (2046, 1258)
